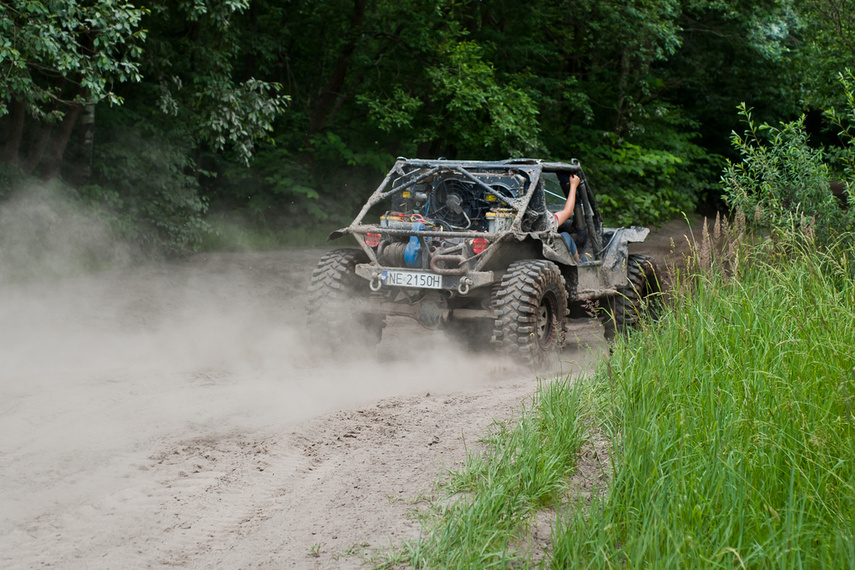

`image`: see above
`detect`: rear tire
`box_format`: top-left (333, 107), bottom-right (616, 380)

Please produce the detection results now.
top-left (601, 254), bottom-right (660, 340)
top-left (307, 248), bottom-right (385, 353)
top-left (492, 260), bottom-right (568, 368)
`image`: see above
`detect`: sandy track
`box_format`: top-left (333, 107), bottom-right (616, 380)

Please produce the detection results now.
top-left (0, 247), bottom-right (609, 568)
top-left (0, 219), bottom-right (690, 568)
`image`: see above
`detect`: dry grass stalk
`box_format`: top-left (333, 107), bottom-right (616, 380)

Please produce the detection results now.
top-left (699, 217), bottom-right (711, 273)
top-left (800, 213), bottom-right (816, 244)
top-left (680, 212), bottom-right (751, 290)
top-left (713, 213), bottom-right (721, 242)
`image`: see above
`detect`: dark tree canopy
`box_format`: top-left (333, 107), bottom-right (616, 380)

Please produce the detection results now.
top-left (0, 0), bottom-right (851, 252)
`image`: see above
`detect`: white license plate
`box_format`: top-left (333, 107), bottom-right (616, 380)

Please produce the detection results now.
top-left (382, 270), bottom-right (443, 289)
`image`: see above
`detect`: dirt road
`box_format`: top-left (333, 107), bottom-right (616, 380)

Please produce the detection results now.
top-left (0, 220), bottom-right (691, 568)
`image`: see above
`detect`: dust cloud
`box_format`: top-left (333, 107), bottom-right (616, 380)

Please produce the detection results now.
top-left (0, 188), bottom-right (685, 566)
top-left (0, 203), bottom-right (551, 538)
top-left (0, 183), bottom-right (134, 283)
top-left (0, 187), bottom-right (604, 567)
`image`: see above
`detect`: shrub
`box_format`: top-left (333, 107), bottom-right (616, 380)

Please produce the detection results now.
top-left (87, 128), bottom-right (209, 255)
top-left (723, 103), bottom-right (855, 245)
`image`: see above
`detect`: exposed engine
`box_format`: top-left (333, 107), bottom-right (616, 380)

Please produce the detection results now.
top-left (375, 214), bottom-right (468, 269)
top-left (365, 169), bottom-right (531, 270)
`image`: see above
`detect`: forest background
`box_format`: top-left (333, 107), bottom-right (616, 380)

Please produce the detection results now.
top-left (1, 0), bottom-right (854, 255)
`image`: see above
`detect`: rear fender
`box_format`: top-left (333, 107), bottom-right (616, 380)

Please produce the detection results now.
top-left (328, 228), bottom-right (348, 240)
top-left (600, 226), bottom-right (649, 288)
top-left (532, 232), bottom-right (576, 266)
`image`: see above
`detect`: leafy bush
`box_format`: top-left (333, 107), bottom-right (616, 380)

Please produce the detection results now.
top-left (87, 128), bottom-right (209, 255)
top-left (587, 134), bottom-right (712, 227)
top-left (205, 132), bottom-right (393, 234)
top-left (723, 103), bottom-right (855, 245)
top-left (0, 162), bottom-right (29, 199)
top-left (557, 105), bottom-right (717, 227)
top-left (0, 179), bottom-right (135, 282)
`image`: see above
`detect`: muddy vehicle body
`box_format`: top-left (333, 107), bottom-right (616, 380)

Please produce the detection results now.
top-left (308, 158), bottom-right (658, 365)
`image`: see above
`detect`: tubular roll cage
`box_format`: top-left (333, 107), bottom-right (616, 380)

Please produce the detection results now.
top-left (334, 158), bottom-right (603, 256)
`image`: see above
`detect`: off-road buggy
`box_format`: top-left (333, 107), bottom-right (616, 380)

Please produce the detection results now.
top-left (307, 158), bottom-right (659, 366)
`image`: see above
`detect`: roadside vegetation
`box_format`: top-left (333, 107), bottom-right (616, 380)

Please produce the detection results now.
top-left (550, 225), bottom-right (855, 568)
top-left (394, 378), bottom-right (588, 568)
top-left (390, 219), bottom-right (855, 569)
top-left (387, 83), bottom-right (855, 569)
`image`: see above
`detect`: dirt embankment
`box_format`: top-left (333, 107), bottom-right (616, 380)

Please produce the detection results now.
top-left (0, 219), bottom-right (695, 568)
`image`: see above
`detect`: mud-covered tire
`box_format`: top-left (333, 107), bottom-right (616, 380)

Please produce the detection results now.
top-left (307, 248), bottom-right (385, 352)
top-left (601, 254), bottom-right (661, 340)
top-left (492, 260), bottom-right (568, 368)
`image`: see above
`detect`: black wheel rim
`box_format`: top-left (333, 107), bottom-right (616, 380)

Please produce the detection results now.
top-left (535, 291), bottom-right (558, 349)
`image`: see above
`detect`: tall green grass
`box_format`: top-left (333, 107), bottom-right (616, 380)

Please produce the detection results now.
top-left (400, 377), bottom-right (587, 568)
top-left (385, 223), bottom-right (855, 569)
top-left (552, 232), bottom-right (855, 568)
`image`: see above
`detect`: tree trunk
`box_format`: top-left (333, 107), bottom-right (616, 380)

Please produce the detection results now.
top-left (244, 1), bottom-right (259, 81)
top-left (307, 0), bottom-right (367, 136)
top-left (66, 102), bottom-right (96, 186)
top-left (614, 48), bottom-right (631, 135)
top-left (39, 103), bottom-right (83, 180)
top-left (0, 98), bottom-right (26, 166)
top-left (22, 122), bottom-right (54, 175)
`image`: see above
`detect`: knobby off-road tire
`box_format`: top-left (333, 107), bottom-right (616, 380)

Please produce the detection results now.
top-left (307, 248), bottom-right (385, 353)
top-left (601, 254), bottom-right (661, 340)
top-left (492, 260), bottom-right (568, 368)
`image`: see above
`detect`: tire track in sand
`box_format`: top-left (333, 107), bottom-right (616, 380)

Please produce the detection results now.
top-left (2, 431), bottom-right (306, 569)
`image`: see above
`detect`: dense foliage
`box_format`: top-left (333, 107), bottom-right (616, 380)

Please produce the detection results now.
top-left (722, 75), bottom-right (855, 247)
top-left (2, 0), bottom-right (855, 252)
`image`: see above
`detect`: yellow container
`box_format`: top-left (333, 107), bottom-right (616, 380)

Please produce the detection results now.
top-left (380, 214), bottom-right (410, 229)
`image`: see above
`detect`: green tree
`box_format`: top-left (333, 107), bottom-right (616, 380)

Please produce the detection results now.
top-left (80, 0), bottom-right (289, 252)
top-left (3, 0), bottom-right (831, 251)
top-left (0, 0), bottom-right (146, 178)
top-left (134, 0), bottom-right (288, 166)
top-left (797, 0), bottom-right (855, 110)
top-left (723, 101), bottom-right (855, 245)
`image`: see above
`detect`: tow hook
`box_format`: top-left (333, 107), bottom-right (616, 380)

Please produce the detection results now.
top-left (369, 273), bottom-right (383, 291)
top-left (457, 277), bottom-right (472, 296)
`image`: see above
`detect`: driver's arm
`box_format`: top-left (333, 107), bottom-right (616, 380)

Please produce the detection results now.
top-left (554, 175), bottom-right (580, 227)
